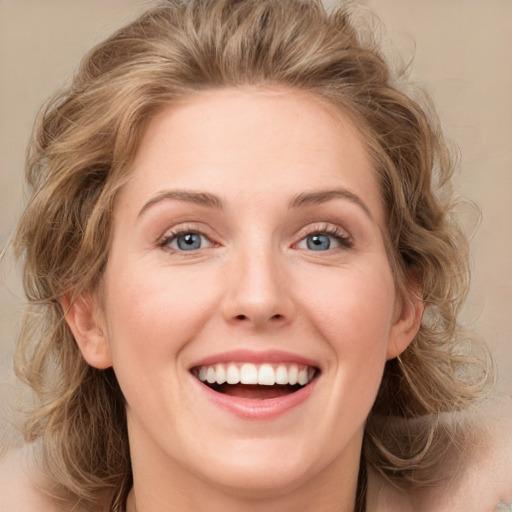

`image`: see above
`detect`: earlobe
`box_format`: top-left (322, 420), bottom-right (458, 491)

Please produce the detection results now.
top-left (386, 287), bottom-right (424, 360)
top-left (61, 292), bottom-right (113, 369)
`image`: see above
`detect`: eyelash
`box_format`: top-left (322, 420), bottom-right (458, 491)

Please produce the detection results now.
top-left (157, 226), bottom-right (215, 252)
top-left (157, 223), bottom-right (353, 253)
top-left (296, 224), bottom-right (353, 251)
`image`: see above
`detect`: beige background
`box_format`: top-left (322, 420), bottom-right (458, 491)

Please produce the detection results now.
top-left (1, 0), bottom-right (511, 447)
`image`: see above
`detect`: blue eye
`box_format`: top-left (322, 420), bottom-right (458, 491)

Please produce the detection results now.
top-left (306, 234), bottom-right (332, 251)
top-left (176, 233), bottom-right (202, 250)
top-left (164, 232), bottom-right (209, 251)
top-left (296, 228), bottom-right (352, 252)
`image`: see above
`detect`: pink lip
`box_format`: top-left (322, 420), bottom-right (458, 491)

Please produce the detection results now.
top-left (189, 349), bottom-right (319, 368)
top-left (189, 350), bottom-right (320, 420)
top-left (191, 374), bottom-right (318, 420)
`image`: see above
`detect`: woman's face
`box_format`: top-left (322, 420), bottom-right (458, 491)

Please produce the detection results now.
top-left (77, 88), bottom-right (419, 501)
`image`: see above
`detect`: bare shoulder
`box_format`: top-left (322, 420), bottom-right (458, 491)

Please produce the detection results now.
top-left (368, 397), bottom-right (512, 512)
top-left (463, 396), bottom-right (512, 509)
top-left (0, 444), bottom-right (57, 512)
top-left (419, 396), bottom-right (512, 512)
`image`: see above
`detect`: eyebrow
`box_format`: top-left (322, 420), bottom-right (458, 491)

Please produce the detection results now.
top-left (289, 189), bottom-right (373, 220)
top-left (137, 187), bottom-right (373, 220)
top-left (138, 189), bottom-right (223, 218)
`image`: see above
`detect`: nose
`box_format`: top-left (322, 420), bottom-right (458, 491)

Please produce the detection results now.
top-left (221, 245), bottom-right (295, 329)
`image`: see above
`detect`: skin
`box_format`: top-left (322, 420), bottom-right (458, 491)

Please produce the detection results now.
top-left (2, 88), bottom-right (510, 512)
top-left (65, 88), bottom-right (423, 512)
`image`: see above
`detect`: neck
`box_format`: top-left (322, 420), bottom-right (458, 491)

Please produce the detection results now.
top-left (125, 438), bottom-right (364, 512)
top-left (124, 408), bottom-right (365, 512)
top-left (126, 473), bottom-right (362, 512)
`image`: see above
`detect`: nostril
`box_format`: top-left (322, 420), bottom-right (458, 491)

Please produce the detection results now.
top-left (234, 313), bottom-right (283, 321)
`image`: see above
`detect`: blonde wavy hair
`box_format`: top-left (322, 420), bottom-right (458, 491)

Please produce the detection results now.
top-left (13, 0), bottom-right (491, 509)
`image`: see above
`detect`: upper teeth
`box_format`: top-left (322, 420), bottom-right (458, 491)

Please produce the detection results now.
top-left (195, 363), bottom-right (316, 386)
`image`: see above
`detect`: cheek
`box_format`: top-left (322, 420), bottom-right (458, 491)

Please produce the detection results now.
top-left (287, 265), bottom-right (397, 448)
top-left (101, 263), bottom-right (222, 365)
top-left (298, 264), bottom-right (396, 355)
top-left (294, 262), bottom-right (396, 413)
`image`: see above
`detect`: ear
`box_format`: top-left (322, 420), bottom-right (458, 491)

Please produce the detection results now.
top-left (386, 280), bottom-right (424, 360)
top-left (61, 292), bottom-right (113, 369)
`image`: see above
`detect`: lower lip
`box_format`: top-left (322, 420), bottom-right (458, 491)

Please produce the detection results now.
top-left (192, 376), bottom-right (317, 420)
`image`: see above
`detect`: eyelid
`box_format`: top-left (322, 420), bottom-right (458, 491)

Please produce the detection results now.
top-left (164, 232), bottom-right (212, 251)
top-left (157, 223), bottom-right (217, 251)
top-left (155, 221), bottom-right (353, 253)
top-left (293, 223), bottom-right (353, 250)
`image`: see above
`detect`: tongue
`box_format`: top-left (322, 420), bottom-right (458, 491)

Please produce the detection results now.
top-left (217, 384), bottom-right (298, 400)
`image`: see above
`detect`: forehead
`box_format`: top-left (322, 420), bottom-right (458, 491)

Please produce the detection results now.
top-left (119, 87), bottom-right (384, 224)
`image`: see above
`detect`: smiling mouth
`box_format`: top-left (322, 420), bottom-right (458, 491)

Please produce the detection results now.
top-left (192, 362), bottom-right (318, 400)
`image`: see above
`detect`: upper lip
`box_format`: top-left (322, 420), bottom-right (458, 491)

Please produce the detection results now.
top-left (189, 349), bottom-right (320, 370)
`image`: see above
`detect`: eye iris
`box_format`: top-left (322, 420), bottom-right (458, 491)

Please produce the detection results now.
top-left (177, 233), bottom-right (201, 250)
top-left (307, 234), bottom-right (330, 251)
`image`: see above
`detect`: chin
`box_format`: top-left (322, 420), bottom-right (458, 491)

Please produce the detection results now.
top-left (184, 437), bottom-right (324, 498)
top-left (201, 460), bottom-right (313, 498)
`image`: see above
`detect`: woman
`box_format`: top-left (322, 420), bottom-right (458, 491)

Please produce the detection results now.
top-left (1, 0), bottom-right (511, 510)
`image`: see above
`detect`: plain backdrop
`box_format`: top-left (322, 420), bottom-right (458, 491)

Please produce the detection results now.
top-left (1, 0), bottom-right (511, 449)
